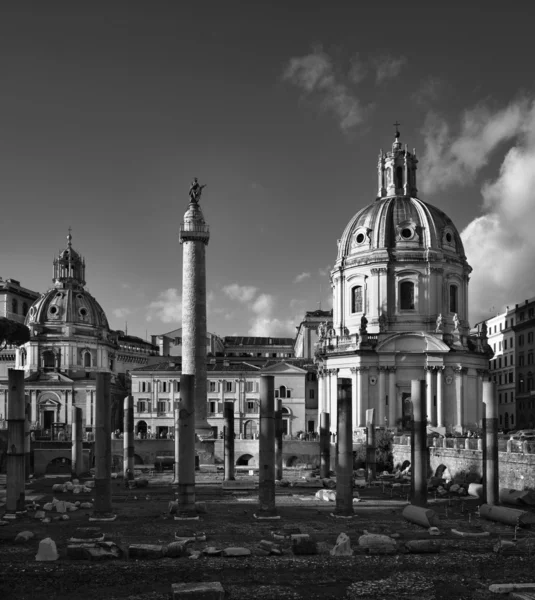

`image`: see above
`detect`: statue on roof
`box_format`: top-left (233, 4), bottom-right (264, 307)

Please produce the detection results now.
top-left (189, 177), bottom-right (206, 204)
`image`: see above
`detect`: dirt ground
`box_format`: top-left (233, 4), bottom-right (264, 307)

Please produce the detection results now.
top-left (1, 469), bottom-right (534, 600)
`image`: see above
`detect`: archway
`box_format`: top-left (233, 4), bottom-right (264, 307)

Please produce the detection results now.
top-left (136, 420), bottom-right (148, 437)
top-left (236, 454), bottom-right (254, 466)
top-left (281, 407), bottom-right (290, 435)
top-left (243, 420), bottom-right (257, 439)
top-left (46, 456), bottom-right (72, 475)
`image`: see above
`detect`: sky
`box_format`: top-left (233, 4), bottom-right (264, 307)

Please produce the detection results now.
top-left (1, 1), bottom-right (535, 340)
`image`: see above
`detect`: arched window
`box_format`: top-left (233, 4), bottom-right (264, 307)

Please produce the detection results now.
top-left (400, 281), bottom-right (415, 310)
top-left (20, 350), bottom-right (26, 367)
top-left (12, 298), bottom-right (18, 314)
top-left (351, 285), bottom-right (363, 313)
top-left (449, 285), bottom-right (458, 313)
top-left (84, 352), bottom-right (91, 368)
top-left (279, 385), bottom-right (286, 398)
top-left (22, 302), bottom-right (29, 316)
top-left (395, 166), bottom-right (403, 189)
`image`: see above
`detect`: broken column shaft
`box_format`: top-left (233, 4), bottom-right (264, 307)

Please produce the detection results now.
top-left (94, 372), bottom-right (113, 516)
top-left (6, 369), bottom-right (26, 515)
top-left (366, 408), bottom-right (376, 483)
top-left (123, 395), bottom-right (134, 481)
top-left (71, 406), bottom-right (83, 477)
top-left (410, 379), bottom-right (428, 508)
top-left (482, 380), bottom-right (499, 506)
top-left (224, 401), bottom-right (235, 481)
top-left (336, 378), bottom-right (353, 516)
top-left (275, 398), bottom-right (283, 481)
top-left (257, 375), bottom-right (277, 517)
top-left (24, 393), bottom-right (31, 478)
top-left (319, 411), bottom-right (330, 479)
top-left (173, 402), bottom-right (180, 484)
top-left (178, 374), bottom-right (196, 515)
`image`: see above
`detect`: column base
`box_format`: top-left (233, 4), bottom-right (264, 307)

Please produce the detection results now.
top-left (330, 511), bottom-right (355, 519)
top-left (194, 420), bottom-right (214, 440)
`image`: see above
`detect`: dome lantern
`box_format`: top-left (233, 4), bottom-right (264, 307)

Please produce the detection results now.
top-left (377, 124), bottom-right (418, 198)
top-left (53, 229), bottom-right (86, 288)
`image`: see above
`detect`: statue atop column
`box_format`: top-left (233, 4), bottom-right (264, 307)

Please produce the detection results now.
top-left (435, 313), bottom-right (444, 333)
top-left (188, 177), bottom-right (207, 204)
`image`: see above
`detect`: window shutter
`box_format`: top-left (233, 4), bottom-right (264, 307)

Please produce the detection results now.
top-left (147, 402), bottom-right (151, 413)
top-left (137, 401), bottom-right (141, 413)
top-left (218, 402), bottom-right (223, 413)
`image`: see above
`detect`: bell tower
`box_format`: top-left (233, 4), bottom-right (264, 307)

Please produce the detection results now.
top-left (377, 124), bottom-right (418, 198)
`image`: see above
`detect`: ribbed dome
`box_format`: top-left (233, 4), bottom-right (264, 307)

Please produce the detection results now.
top-left (25, 287), bottom-right (109, 330)
top-left (337, 196), bottom-right (466, 263)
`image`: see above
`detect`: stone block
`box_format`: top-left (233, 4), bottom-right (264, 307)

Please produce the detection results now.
top-left (315, 489), bottom-right (336, 502)
top-left (467, 483), bottom-right (483, 498)
top-left (34, 511), bottom-right (45, 520)
top-left (480, 504), bottom-right (535, 526)
top-left (128, 544), bottom-right (164, 559)
top-left (358, 534), bottom-right (397, 554)
top-left (172, 582), bottom-right (225, 599)
top-left (221, 547), bottom-right (251, 557)
top-left (35, 538), bottom-right (59, 562)
top-left (55, 501), bottom-right (67, 514)
top-left (402, 505), bottom-right (440, 528)
top-left (15, 531), bottom-right (35, 543)
top-left (330, 532), bottom-right (353, 556)
top-left (165, 541), bottom-right (190, 558)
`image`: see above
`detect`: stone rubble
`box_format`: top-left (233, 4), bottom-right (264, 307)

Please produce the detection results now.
top-left (330, 532), bottom-right (353, 556)
top-left (35, 537), bottom-right (59, 562)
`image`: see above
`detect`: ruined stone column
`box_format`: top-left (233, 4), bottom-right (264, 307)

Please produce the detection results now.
top-left (482, 380), bottom-right (499, 506)
top-left (275, 398), bottom-right (283, 481)
top-left (177, 374), bottom-right (196, 516)
top-left (365, 408), bottom-right (376, 482)
top-left (93, 372), bottom-right (113, 517)
top-left (224, 401), bottom-right (235, 481)
top-left (425, 367), bottom-right (434, 426)
top-left (71, 406), bottom-right (83, 477)
top-left (336, 378), bottom-right (353, 516)
top-left (24, 393), bottom-right (31, 478)
top-left (179, 193), bottom-right (212, 439)
top-left (173, 403), bottom-right (180, 484)
top-left (6, 369), bottom-right (26, 516)
top-left (410, 379), bottom-right (428, 508)
top-left (123, 395), bottom-right (134, 481)
top-left (257, 375), bottom-right (277, 517)
top-left (319, 411), bottom-right (330, 479)
top-left (436, 367), bottom-right (444, 427)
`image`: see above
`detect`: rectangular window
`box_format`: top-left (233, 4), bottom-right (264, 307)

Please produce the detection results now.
top-left (520, 312), bottom-right (525, 321)
top-left (499, 393), bottom-right (502, 404)
top-left (209, 401), bottom-right (217, 415)
top-left (499, 374), bottom-right (503, 385)
top-left (286, 389), bottom-right (292, 398)
top-left (519, 355), bottom-right (525, 367)
top-left (162, 381), bottom-right (167, 393)
top-left (245, 381), bottom-right (255, 393)
top-left (504, 339), bottom-right (507, 350)
top-left (449, 285), bottom-right (458, 313)
top-left (528, 332), bottom-right (534, 344)
top-left (309, 389), bottom-right (315, 399)
top-left (529, 353), bottom-right (534, 365)
top-left (509, 372), bottom-right (513, 383)
top-left (209, 381), bottom-right (217, 392)
top-left (157, 401), bottom-right (166, 414)
top-left (247, 401), bottom-right (256, 412)
top-left (352, 286), bottom-right (363, 313)
top-left (504, 356), bottom-right (507, 367)
top-left (499, 357), bottom-right (502, 368)
top-left (225, 381), bottom-right (233, 392)
top-left (400, 281), bottom-right (415, 310)
top-left (530, 308), bottom-right (534, 318)
top-left (520, 335), bottom-right (524, 346)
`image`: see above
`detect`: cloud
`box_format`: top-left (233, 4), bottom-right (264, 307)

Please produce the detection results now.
top-left (425, 98), bottom-right (535, 324)
top-left (222, 283), bottom-right (258, 303)
top-left (374, 55), bottom-right (407, 84)
top-left (420, 98), bottom-right (530, 194)
top-left (112, 307), bottom-right (132, 319)
top-left (412, 76), bottom-right (444, 107)
top-left (293, 271), bottom-right (311, 283)
top-left (318, 265), bottom-right (331, 277)
top-left (252, 293), bottom-right (274, 315)
top-left (249, 316), bottom-right (296, 337)
top-left (146, 288), bottom-right (182, 323)
top-left (282, 46), bottom-right (366, 132)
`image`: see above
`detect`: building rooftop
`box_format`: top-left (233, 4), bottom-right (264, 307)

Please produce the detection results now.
top-left (224, 336), bottom-right (294, 346)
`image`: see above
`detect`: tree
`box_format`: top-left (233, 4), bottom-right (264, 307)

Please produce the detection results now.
top-left (0, 317), bottom-right (30, 350)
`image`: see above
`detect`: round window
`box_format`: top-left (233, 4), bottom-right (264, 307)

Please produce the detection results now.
top-left (356, 232), bottom-right (365, 244)
top-left (49, 306), bottom-right (58, 315)
top-left (445, 232), bottom-right (452, 243)
top-left (401, 228), bottom-right (413, 239)
top-left (79, 308), bottom-right (88, 317)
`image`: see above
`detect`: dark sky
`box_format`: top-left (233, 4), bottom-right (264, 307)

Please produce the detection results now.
top-left (1, 1), bottom-right (534, 337)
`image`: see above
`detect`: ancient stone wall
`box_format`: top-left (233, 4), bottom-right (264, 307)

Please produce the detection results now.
top-left (393, 444), bottom-right (535, 491)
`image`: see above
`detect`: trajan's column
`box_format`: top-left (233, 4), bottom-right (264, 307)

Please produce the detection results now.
top-left (179, 178), bottom-right (212, 439)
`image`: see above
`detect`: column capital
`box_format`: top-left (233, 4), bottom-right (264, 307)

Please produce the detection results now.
top-left (425, 365), bottom-right (435, 372)
top-left (328, 368), bottom-right (339, 376)
top-left (453, 365), bottom-right (466, 374)
top-left (387, 366), bottom-right (397, 372)
top-left (355, 366), bottom-right (369, 372)
top-left (349, 367), bottom-right (358, 374)
top-left (378, 366), bottom-right (388, 372)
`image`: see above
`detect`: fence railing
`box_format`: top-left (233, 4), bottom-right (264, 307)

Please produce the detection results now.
top-left (393, 434), bottom-right (535, 454)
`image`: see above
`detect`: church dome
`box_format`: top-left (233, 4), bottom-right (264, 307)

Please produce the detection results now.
top-left (25, 232), bottom-right (110, 331)
top-left (337, 195), bottom-right (466, 263)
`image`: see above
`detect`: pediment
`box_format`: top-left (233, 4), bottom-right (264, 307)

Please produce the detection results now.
top-left (376, 332), bottom-right (451, 354)
top-left (261, 362), bottom-right (307, 374)
top-left (27, 371), bottom-right (74, 383)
